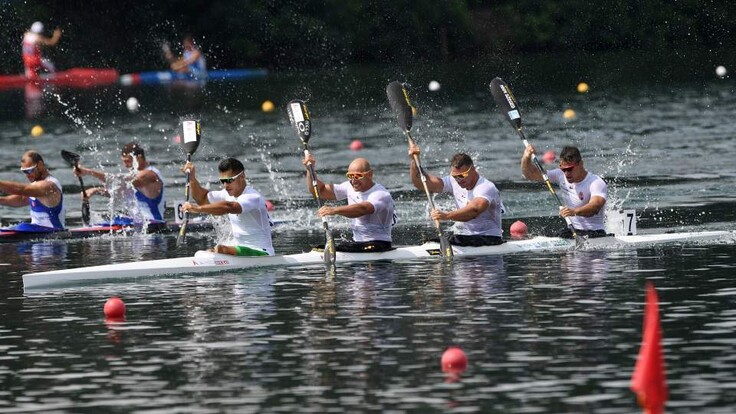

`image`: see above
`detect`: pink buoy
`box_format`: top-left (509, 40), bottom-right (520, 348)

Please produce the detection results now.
top-left (265, 200), bottom-right (275, 212)
top-left (543, 150), bottom-right (556, 164)
top-left (510, 220), bottom-right (528, 239)
top-left (441, 346), bottom-right (468, 374)
top-left (104, 297), bottom-right (126, 319)
top-left (350, 139), bottom-right (363, 151)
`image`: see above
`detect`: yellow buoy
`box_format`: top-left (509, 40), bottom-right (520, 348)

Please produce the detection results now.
top-left (31, 125), bottom-right (44, 137)
top-left (261, 100), bottom-right (275, 113)
top-left (576, 82), bottom-right (589, 93)
top-left (563, 109), bottom-right (577, 120)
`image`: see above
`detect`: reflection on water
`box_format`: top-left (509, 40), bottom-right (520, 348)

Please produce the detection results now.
top-left (0, 244), bottom-right (733, 411)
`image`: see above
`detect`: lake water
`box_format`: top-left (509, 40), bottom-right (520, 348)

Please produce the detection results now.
top-left (0, 60), bottom-right (735, 412)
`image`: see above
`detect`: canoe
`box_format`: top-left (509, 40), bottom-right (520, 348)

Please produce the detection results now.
top-left (0, 218), bottom-right (293, 243)
top-left (22, 230), bottom-right (734, 289)
top-left (119, 68), bottom-right (268, 86)
top-left (0, 220), bottom-right (213, 243)
top-left (0, 68), bottom-right (119, 90)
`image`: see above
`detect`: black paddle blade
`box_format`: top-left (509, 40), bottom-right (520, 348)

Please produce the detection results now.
top-left (287, 100), bottom-right (312, 144)
top-left (81, 199), bottom-right (91, 226)
top-left (181, 120), bottom-right (201, 155)
top-left (386, 81), bottom-right (413, 132)
top-left (60, 150), bottom-right (81, 166)
top-left (489, 77), bottom-right (523, 131)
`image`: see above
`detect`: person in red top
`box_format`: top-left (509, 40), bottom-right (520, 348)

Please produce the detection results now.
top-left (22, 22), bottom-right (62, 79)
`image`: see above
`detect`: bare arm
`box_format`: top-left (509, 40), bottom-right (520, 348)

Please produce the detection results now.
top-left (0, 179), bottom-right (58, 198)
top-left (185, 200), bottom-right (241, 216)
top-left (182, 162), bottom-right (209, 206)
top-left (0, 194), bottom-right (29, 208)
top-left (303, 154), bottom-right (337, 200)
top-left (318, 201), bottom-right (374, 219)
top-left (434, 197), bottom-right (490, 222)
top-left (75, 165), bottom-right (107, 183)
top-left (408, 143), bottom-right (444, 193)
top-left (521, 145), bottom-right (543, 182)
top-left (560, 196), bottom-right (606, 218)
top-left (41, 28), bottom-right (62, 46)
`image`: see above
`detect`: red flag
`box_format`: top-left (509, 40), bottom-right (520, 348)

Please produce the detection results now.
top-left (630, 282), bottom-right (668, 414)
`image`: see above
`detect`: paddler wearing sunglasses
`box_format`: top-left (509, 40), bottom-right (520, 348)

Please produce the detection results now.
top-left (0, 151), bottom-right (66, 231)
top-left (180, 157), bottom-right (274, 257)
top-left (302, 154), bottom-right (396, 253)
top-left (408, 143), bottom-right (504, 247)
top-left (521, 145), bottom-right (607, 238)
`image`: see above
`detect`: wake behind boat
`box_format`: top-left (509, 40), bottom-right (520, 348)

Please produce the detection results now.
top-left (22, 229), bottom-right (734, 289)
top-left (119, 68), bottom-right (268, 86)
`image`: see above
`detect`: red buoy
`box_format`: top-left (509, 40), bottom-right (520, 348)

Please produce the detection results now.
top-left (543, 150), bottom-right (556, 164)
top-left (441, 346), bottom-right (468, 374)
top-left (265, 200), bottom-right (275, 212)
top-left (104, 297), bottom-right (126, 319)
top-left (510, 220), bottom-right (529, 239)
top-left (350, 139), bottom-right (363, 151)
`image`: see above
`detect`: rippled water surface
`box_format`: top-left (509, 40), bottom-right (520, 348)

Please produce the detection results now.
top-left (1, 61), bottom-right (735, 412)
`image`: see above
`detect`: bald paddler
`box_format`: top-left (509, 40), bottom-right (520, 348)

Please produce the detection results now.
top-left (303, 154), bottom-right (396, 252)
top-left (0, 151), bottom-right (66, 231)
top-left (22, 21), bottom-right (62, 79)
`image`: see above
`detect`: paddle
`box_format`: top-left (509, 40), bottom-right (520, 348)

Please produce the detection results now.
top-left (176, 119), bottom-right (201, 246)
top-left (489, 77), bottom-right (581, 244)
top-left (386, 81), bottom-right (453, 258)
top-left (60, 150), bottom-right (90, 226)
top-left (287, 99), bottom-right (337, 269)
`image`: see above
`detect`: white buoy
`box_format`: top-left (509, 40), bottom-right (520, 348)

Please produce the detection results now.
top-left (126, 97), bottom-right (140, 112)
top-left (428, 80), bottom-right (441, 92)
top-left (716, 66), bottom-right (727, 78)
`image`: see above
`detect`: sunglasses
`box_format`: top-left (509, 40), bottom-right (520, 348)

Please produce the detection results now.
top-left (219, 171), bottom-right (244, 184)
top-left (20, 164), bottom-right (37, 175)
top-left (560, 163), bottom-right (578, 173)
top-left (346, 170), bottom-right (371, 180)
top-left (451, 165), bottom-right (473, 180)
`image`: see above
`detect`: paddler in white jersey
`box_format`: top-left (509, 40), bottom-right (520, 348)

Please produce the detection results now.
top-left (0, 151), bottom-right (66, 230)
top-left (181, 157), bottom-right (274, 256)
top-left (22, 21), bottom-right (62, 78)
top-left (74, 142), bottom-right (166, 223)
top-left (303, 155), bottom-right (396, 252)
top-left (521, 145), bottom-right (608, 238)
top-left (408, 143), bottom-right (504, 246)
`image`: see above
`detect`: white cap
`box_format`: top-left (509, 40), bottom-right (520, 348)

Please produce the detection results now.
top-left (30, 22), bottom-right (44, 34)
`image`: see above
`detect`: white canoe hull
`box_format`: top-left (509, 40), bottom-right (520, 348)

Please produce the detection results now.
top-left (22, 230), bottom-right (734, 289)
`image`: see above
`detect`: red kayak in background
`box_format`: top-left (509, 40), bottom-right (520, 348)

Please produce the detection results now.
top-left (0, 67), bottom-right (119, 90)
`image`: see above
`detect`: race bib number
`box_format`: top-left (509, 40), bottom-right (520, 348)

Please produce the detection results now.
top-left (175, 200), bottom-right (185, 224)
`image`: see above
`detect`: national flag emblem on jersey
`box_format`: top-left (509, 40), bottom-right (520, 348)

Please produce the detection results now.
top-left (578, 192), bottom-right (584, 200)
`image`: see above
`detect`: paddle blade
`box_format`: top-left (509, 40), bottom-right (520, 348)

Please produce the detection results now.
top-left (386, 81), bottom-right (413, 131)
top-left (82, 199), bottom-right (91, 226)
top-left (60, 150), bottom-right (81, 167)
top-left (439, 233), bottom-right (454, 258)
top-left (287, 100), bottom-right (312, 144)
top-left (489, 77), bottom-right (523, 130)
top-left (324, 231), bottom-right (336, 269)
top-left (181, 120), bottom-right (201, 155)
